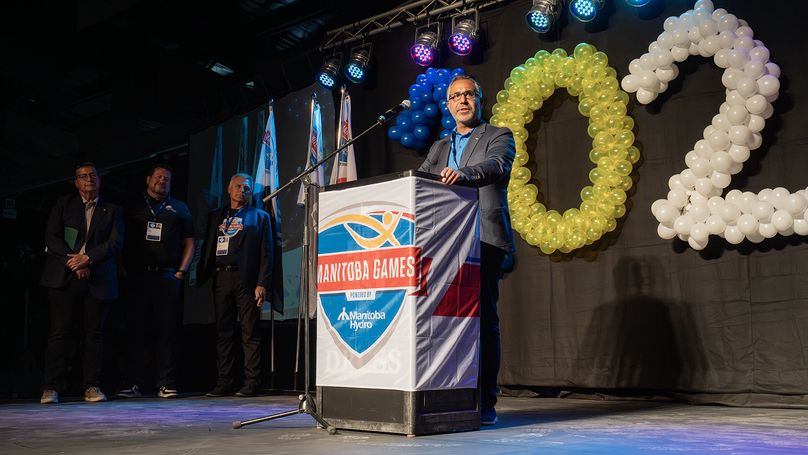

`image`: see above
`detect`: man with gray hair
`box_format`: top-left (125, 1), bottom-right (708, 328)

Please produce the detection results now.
top-left (197, 173), bottom-right (274, 397)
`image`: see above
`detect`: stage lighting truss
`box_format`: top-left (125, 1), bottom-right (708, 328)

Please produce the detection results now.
top-left (317, 54), bottom-right (342, 90)
top-left (569, 0), bottom-right (604, 22)
top-left (344, 44), bottom-right (372, 84)
top-left (525, 0), bottom-right (562, 34)
top-left (411, 23), bottom-right (441, 67)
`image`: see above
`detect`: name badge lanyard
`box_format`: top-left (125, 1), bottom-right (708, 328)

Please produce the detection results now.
top-left (449, 131), bottom-right (460, 170)
top-left (144, 195), bottom-right (171, 221)
top-left (221, 207), bottom-right (244, 238)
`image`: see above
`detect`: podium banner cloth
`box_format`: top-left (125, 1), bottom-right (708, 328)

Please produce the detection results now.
top-left (317, 175), bottom-right (480, 391)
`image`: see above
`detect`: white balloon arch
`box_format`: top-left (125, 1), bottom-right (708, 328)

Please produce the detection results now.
top-left (621, 0), bottom-right (803, 250)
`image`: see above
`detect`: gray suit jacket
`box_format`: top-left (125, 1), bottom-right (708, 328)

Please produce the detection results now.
top-left (418, 122), bottom-right (515, 253)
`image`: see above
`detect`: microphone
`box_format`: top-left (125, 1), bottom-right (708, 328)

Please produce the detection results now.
top-left (378, 100), bottom-right (412, 123)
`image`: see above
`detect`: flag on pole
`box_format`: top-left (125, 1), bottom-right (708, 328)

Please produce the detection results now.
top-left (253, 101), bottom-right (284, 315)
top-left (298, 94), bottom-right (325, 206)
top-left (329, 86), bottom-right (358, 185)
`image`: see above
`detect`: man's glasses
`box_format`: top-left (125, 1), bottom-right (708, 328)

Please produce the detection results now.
top-left (447, 90), bottom-right (478, 103)
top-left (76, 173), bottom-right (97, 181)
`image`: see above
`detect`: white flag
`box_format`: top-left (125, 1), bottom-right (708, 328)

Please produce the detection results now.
top-left (329, 87), bottom-right (358, 185)
top-left (298, 95), bottom-right (325, 206)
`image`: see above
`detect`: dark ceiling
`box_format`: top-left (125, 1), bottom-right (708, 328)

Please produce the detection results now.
top-left (1, 0), bottom-right (407, 196)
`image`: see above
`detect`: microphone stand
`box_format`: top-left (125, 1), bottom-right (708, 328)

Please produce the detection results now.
top-left (232, 101), bottom-right (403, 432)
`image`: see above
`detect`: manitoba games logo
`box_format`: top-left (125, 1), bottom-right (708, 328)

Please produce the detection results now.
top-left (318, 209), bottom-right (427, 368)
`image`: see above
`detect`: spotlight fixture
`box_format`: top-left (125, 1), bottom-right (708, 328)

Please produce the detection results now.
top-left (525, 0), bottom-right (562, 34)
top-left (344, 44), bottom-right (372, 84)
top-left (317, 55), bottom-right (342, 90)
top-left (569, 0), bottom-right (604, 22)
top-left (448, 10), bottom-right (479, 56)
top-left (410, 24), bottom-right (441, 67)
top-left (625, 0), bottom-right (651, 6)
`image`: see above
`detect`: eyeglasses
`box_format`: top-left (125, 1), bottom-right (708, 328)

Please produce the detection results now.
top-left (76, 173), bottom-right (97, 181)
top-left (447, 89), bottom-right (478, 102)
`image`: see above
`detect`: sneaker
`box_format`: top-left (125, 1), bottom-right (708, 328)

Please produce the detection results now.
top-left (235, 384), bottom-right (259, 397)
top-left (480, 406), bottom-right (498, 426)
top-left (40, 389), bottom-right (59, 404)
top-left (116, 385), bottom-right (141, 399)
top-left (84, 387), bottom-right (108, 403)
top-left (158, 386), bottom-right (179, 399)
top-left (205, 385), bottom-right (232, 397)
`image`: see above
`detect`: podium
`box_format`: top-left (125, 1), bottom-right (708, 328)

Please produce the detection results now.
top-left (315, 171), bottom-right (481, 436)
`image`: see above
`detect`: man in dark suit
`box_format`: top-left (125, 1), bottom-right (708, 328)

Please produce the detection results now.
top-left (40, 162), bottom-right (125, 404)
top-left (197, 173), bottom-right (274, 397)
top-left (418, 74), bottom-right (515, 425)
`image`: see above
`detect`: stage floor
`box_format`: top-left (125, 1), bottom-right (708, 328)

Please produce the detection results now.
top-left (2, 395), bottom-right (807, 454)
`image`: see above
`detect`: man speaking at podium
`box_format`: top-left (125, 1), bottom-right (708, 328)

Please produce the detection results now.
top-left (418, 74), bottom-right (515, 426)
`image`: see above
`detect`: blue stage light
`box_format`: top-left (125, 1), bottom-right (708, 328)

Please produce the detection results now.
top-left (344, 47), bottom-right (371, 84)
top-left (448, 13), bottom-right (478, 57)
top-left (316, 56), bottom-right (341, 90)
top-left (525, 0), bottom-right (561, 34)
top-left (411, 29), bottom-right (439, 67)
top-left (625, 0), bottom-right (651, 6)
top-left (569, 0), bottom-right (603, 22)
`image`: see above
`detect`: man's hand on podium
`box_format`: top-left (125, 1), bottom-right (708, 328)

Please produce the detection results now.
top-left (439, 167), bottom-right (465, 185)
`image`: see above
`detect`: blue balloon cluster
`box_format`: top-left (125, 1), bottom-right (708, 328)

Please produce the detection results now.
top-left (387, 67), bottom-right (466, 150)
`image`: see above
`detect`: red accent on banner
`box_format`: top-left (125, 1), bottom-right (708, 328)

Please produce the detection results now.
top-left (318, 247), bottom-right (424, 292)
top-left (432, 263), bottom-right (480, 318)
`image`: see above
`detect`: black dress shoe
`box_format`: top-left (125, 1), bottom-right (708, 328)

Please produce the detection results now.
top-left (205, 385), bottom-right (232, 397)
top-left (235, 384), bottom-right (259, 397)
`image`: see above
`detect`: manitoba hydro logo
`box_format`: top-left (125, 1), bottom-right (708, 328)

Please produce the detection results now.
top-left (318, 208), bottom-right (425, 365)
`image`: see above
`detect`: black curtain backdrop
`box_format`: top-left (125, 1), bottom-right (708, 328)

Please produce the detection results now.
top-left (189, 0), bottom-right (808, 402)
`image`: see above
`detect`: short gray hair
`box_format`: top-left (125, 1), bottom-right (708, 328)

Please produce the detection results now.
top-left (447, 74), bottom-right (483, 100)
top-left (230, 173), bottom-right (254, 186)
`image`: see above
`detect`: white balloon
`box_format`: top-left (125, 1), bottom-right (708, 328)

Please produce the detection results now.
top-left (668, 174), bottom-right (686, 191)
top-left (674, 214), bottom-right (694, 234)
top-left (690, 222), bottom-right (709, 242)
top-left (629, 58), bottom-right (643, 74)
top-left (793, 219), bottom-right (808, 236)
top-left (710, 170), bottom-right (731, 189)
top-left (737, 213), bottom-right (758, 235)
top-left (784, 194), bottom-right (808, 216)
top-left (688, 236), bottom-right (709, 250)
top-left (758, 188), bottom-right (773, 202)
top-left (749, 46), bottom-right (770, 63)
top-left (668, 189), bottom-right (689, 208)
top-left (735, 76), bottom-right (757, 98)
top-left (765, 62), bottom-right (781, 78)
top-left (711, 114), bottom-right (730, 132)
top-left (727, 49), bottom-right (750, 69)
top-left (751, 200), bottom-right (774, 222)
top-left (759, 222), bottom-right (777, 238)
top-left (734, 35), bottom-right (754, 50)
top-left (771, 209), bottom-right (794, 231)
top-left (688, 26), bottom-right (702, 43)
top-left (726, 104), bottom-right (749, 125)
top-left (743, 60), bottom-right (765, 79)
top-left (651, 199), bottom-right (667, 216)
top-left (690, 157), bottom-right (711, 177)
top-left (621, 74), bottom-right (639, 92)
top-left (706, 214), bottom-right (726, 234)
top-left (746, 231), bottom-right (765, 243)
top-left (756, 75), bottom-right (780, 97)
top-left (724, 225), bottom-right (744, 244)
top-left (655, 202), bottom-right (679, 224)
top-left (708, 130), bottom-right (730, 151)
top-left (671, 46), bottom-right (690, 62)
top-left (728, 125), bottom-right (751, 146)
top-left (719, 202), bottom-right (741, 223)
top-left (721, 68), bottom-right (742, 89)
top-left (640, 53), bottom-right (656, 70)
top-left (656, 65), bottom-right (678, 82)
top-left (709, 151), bottom-right (732, 172)
top-left (728, 144), bottom-right (750, 163)
top-left (658, 223), bottom-right (677, 239)
top-left (694, 139), bottom-right (714, 158)
top-left (636, 88), bottom-right (657, 104)
top-left (718, 14), bottom-right (739, 32)
top-left (695, 178), bottom-right (715, 195)
top-left (680, 169), bottom-right (697, 189)
top-left (747, 115), bottom-right (765, 133)
top-left (726, 89), bottom-right (746, 107)
top-left (738, 192), bottom-right (757, 213)
top-left (689, 202), bottom-right (711, 223)
top-left (745, 95), bottom-right (767, 115)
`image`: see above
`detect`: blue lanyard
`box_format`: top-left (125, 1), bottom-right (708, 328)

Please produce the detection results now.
top-left (144, 195), bottom-right (171, 221)
top-left (222, 207), bottom-right (244, 235)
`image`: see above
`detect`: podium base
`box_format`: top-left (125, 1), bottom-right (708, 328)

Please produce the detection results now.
top-left (316, 386), bottom-right (479, 436)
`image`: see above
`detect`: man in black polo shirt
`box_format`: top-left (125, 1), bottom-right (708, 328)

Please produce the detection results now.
top-left (117, 163), bottom-right (194, 399)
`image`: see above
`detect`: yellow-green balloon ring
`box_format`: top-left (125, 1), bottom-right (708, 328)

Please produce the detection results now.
top-left (493, 44), bottom-right (639, 254)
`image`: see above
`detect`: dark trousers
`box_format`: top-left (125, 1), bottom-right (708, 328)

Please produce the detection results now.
top-left (212, 270), bottom-right (261, 387)
top-left (43, 278), bottom-right (109, 391)
top-left (480, 242), bottom-right (506, 410)
top-left (123, 272), bottom-right (183, 389)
